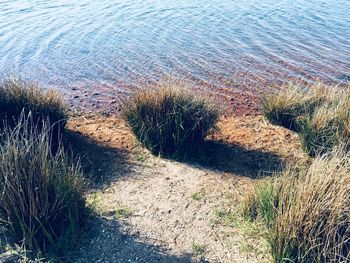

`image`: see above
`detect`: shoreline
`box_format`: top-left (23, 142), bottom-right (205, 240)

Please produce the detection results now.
top-left (64, 76), bottom-right (350, 118)
top-left (66, 81), bottom-right (263, 117)
top-left (0, 78), bottom-right (346, 262)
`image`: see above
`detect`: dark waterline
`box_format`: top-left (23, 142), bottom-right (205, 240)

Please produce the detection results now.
top-left (1, 0), bottom-right (350, 112)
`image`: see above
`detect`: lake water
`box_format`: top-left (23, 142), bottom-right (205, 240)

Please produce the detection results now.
top-left (0, 0), bottom-right (350, 111)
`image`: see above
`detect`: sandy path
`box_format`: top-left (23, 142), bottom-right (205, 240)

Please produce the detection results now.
top-left (67, 114), bottom-right (304, 263)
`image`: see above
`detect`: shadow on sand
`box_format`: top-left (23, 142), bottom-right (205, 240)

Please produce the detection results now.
top-left (65, 127), bottom-right (285, 183)
top-left (64, 130), bottom-right (132, 188)
top-left (68, 216), bottom-right (192, 263)
top-left (61, 129), bottom-right (283, 262)
top-left (181, 139), bottom-right (285, 178)
top-left (63, 131), bottom-right (193, 262)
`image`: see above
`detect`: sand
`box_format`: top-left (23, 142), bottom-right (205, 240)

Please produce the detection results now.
top-left (65, 114), bottom-right (306, 263)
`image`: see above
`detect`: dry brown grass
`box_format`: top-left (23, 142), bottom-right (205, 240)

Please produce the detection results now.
top-left (261, 82), bottom-right (339, 131)
top-left (244, 148), bottom-right (350, 262)
top-left (262, 82), bottom-right (350, 155)
top-left (299, 90), bottom-right (350, 155)
top-left (273, 149), bottom-right (350, 262)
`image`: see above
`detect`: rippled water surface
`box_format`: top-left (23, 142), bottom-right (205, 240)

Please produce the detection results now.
top-left (1, 0), bottom-right (350, 101)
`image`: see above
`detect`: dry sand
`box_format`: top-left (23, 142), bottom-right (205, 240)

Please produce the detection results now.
top-left (66, 114), bottom-right (306, 263)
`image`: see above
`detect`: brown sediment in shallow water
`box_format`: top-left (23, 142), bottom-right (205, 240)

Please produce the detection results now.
top-left (67, 113), bottom-right (307, 262)
top-left (66, 81), bottom-right (263, 117)
top-left (64, 70), bottom-right (345, 118)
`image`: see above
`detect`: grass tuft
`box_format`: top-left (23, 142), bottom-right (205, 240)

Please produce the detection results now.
top-left (114, 207), bottom-right (133, 219)
top-left (191, 192), bottom-right (202, 201)
top-left (122, 80), bottom-right (220, 157)
top-left (244, 149), bottom-right (350, 262)
top-left (298, 97), bottom-right (350, 155)
top-left (0, 77), bottom-right (68, 141)
top-left (260, 83), bottom-right (333, 131)
top-left (0, 114), bottom-right (86, 254)
top-left (242, 181), bottom-right (278, 229)
top-left (192, 242), bottom-right (205, 256)
top-left (262, 82), bottom-right (350, 155)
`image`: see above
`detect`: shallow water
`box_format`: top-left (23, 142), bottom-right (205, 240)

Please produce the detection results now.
top-left (0, 0), bottom-right (350, 98)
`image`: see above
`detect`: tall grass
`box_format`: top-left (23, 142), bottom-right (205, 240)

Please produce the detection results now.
top-left (122, 80), bottom-right (220, 156)
top-left (262, 83), bottom-right (350, 155)
top-left (299, 96), bottom-right (350, 155)
top-left (243, 149), bottom-right (350, 262)
top-left (0, 114), bottom-right (86, 254)
top-left (0, 77), bottom-right (68, 136)
top-left (242, 181), bottom-right (278, 229)
top-left (261, 83), bottom-right (337, 131)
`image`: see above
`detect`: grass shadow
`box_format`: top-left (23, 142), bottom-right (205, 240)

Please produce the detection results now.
top-left (184, 139), bottom-right (285, 178)
top-left (0, 215), bottom-right (193, 263)
top-left (68, 216), bottom-right (192, 263)
top-left (59, 130), bottom-right (195, 262)
top-left (63, 130), bottom-right (132, 188)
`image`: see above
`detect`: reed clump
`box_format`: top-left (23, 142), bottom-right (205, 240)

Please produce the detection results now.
top-left (243, 149), bottom-right (350, 262)
top-left (261, 83), bottom-right (337, 131)
top-left (298, 96), bottom-right (350, 155)
top-left (0, 77), bottom-right (68, 136)
top-left (262, 83), bottom-right (350, 155)
top-left (122, 80), bottom-right (220, 157)
top-left (0, 114), bottom-right (86, 254)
